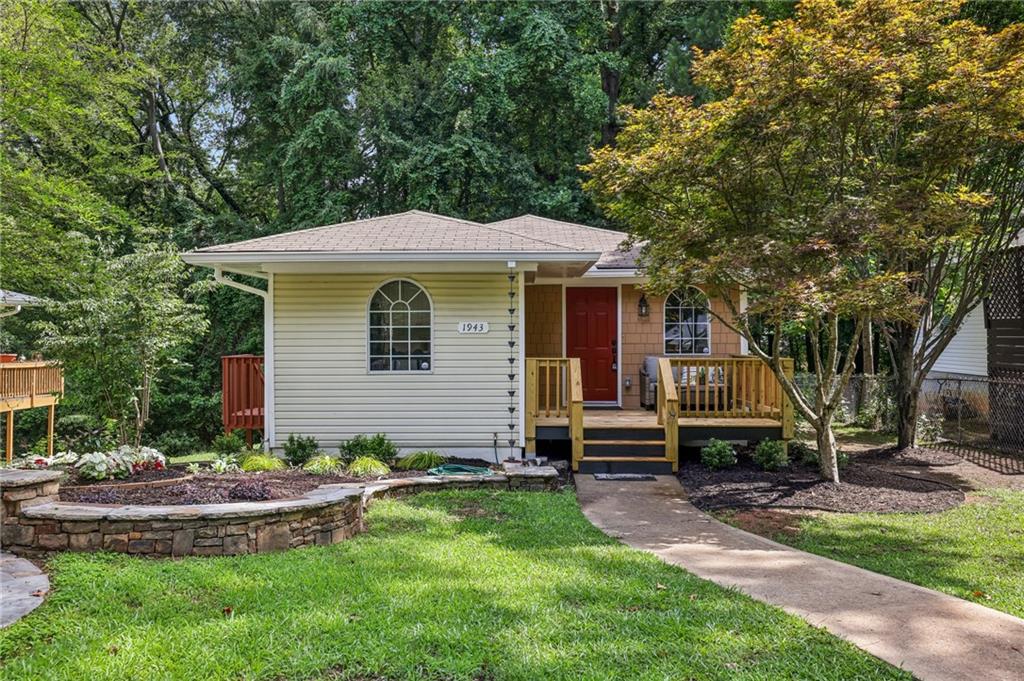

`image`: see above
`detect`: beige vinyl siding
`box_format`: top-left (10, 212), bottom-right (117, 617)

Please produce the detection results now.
top-left (273, 272), bottom-right (512, 453)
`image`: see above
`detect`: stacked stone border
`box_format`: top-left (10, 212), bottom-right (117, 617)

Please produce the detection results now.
top-left (0, 463), bottom-right (558, 558)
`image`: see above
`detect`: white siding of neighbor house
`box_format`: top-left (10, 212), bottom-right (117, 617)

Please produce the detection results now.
top-left (930, 306), bottom-right (988, 377)
top-left (273, 272), bottom-right (514, 459)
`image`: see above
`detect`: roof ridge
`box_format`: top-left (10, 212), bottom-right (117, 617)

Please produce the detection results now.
top-left (493, 214), bottom-right (628, 239)
top-left (473, 218), bottom-right (588, 252)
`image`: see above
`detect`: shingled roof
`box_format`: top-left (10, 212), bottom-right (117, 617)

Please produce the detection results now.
top-left (186, 210), bottom-right (637, 269)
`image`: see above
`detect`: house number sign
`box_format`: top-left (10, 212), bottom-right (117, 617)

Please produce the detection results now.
top-left (457, 321), bottom-right (490, 334)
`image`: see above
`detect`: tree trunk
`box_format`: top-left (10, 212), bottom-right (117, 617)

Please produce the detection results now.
top-left (598, 1), bottom-right (622, 148)
top-left (816, 424), bottom-right (840, 483)
top-left (892, 324), bottom-right (918, 450)
top-left (858, 320), bottom-right (876, 425)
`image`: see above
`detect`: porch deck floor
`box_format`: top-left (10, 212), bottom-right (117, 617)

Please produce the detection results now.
top-left (535, 409), bottom-right (782, 429)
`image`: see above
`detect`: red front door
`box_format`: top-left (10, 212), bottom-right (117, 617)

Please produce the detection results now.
top-left (566, 287), bottom-right (618, 402)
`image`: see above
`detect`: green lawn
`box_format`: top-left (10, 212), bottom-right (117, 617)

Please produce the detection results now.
top-left (168, 452), bottom-right (217, 464)
top-left (775, 490), bottom-right (1024, 618)
top-left (0, 491), bottom-right (906, 680)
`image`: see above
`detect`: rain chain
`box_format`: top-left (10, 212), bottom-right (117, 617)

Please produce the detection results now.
top-left (506, 270), bottom-right (519, 460)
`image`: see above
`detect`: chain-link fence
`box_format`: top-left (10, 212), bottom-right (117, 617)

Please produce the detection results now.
top-left (791, 372), bottom-right (1024, 458)
top-left (919, 374), bottom-right (1024, 457)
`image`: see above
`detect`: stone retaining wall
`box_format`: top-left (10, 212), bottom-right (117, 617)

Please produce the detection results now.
top-left (0, 463), bottom-right (559, 559)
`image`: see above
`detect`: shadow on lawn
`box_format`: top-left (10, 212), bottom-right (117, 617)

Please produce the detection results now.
top-left (791, 518), bottom-right (1024, 610)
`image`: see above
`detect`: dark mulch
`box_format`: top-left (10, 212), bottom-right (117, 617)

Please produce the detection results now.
top-left (63, 467), bottom-right (191, 487)
top-left (860, 446), bottom-right (963, 467)
top-left (59, 469), bottom-right (430, 505)
top-left (680, 447), bottom-right (964, 514)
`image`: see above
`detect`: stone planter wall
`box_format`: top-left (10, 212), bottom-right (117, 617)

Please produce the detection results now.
top-left (0, 463), bottom-right (559, 559)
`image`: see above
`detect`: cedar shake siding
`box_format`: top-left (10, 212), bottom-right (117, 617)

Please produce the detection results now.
top-left (525, 283), bottom-right (743, 409)
top-left (525, 285), bottom-right (563, 357)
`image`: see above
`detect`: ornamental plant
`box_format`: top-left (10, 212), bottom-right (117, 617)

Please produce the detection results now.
top-left (240, 454), bottom-right (286, 472)
top-left (700, 439), bottom-right (736, 471)
top-left (347, 456), bottom-right (390, 478)
top-left (74, 451), bottom-right (132, 481)
top-left (340, 434), bottom-right (398, 465)
top-left (753, 440), bottom-right (789, 472)
top-left (395, 450), bottom-right (446, 471)
top-left (283, 434), bottom-right (320, 467)
top-left (303, 455), bottom-right (341, 475)
top-left (210, 457), bottom-right (239, 474)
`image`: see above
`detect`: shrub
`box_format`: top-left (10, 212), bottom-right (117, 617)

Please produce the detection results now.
top-left (347, 456), bottom-right (390, 478)
top-left (700, 439), bottom-right (737, 470)
top-left (240, 454), bottom-right (285, 472)
top-left (228, 480), bottom-right (273, 501)
top-left (303, 454), bottom-right (342, 475)
top-left (340, 433), bottom-right (398, 464)
top-left (149, 431), bottom-right (201, 459)
top-left (283, 434), bottom-right (320, 467)
top-left (753, 440), bottom-right (789, 471)
top-left (212, 432), bottom-right (246, 456)
top-left (395, 450), bottom-right (446, 470)
top-left (792, 440), bottom-right (817, 466)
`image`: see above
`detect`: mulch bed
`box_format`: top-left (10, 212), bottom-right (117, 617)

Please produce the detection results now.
top-left (59, 469), bottom-right (430, 505)
top-left (680, 446), bottom-right (964, 514)
top-left (63, 467), bottom-right (192, 488)
top-left (860, 446), bottom-right (963, 467)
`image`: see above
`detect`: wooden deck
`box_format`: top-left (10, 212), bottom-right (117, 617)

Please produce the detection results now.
top-left (536, 409), bottom-right (782, 430)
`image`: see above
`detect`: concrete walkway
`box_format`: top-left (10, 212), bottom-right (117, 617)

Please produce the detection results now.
top-left (1, 552), bottom-right (49, 628)
top-left (577, 475), bottom-right (1024, 681)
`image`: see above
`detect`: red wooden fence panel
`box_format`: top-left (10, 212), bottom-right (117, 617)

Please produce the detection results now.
top-left (222, 355), bottom-right (264, 434)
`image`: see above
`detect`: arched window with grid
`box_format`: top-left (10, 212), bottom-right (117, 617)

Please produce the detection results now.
top-left (368, 279), bottom-right (432, 372)
top-left (664, 287), bottom-right (711, 355)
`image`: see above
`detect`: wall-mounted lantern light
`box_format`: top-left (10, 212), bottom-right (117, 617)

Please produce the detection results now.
top-left (638, 294), bottom-right (650, 318)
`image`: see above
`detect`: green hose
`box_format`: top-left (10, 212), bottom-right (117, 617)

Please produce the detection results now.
top-left (427, 463), bottom-right (494, 476)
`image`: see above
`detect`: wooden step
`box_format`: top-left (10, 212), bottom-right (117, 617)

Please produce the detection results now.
top-left (578, 457), bottom-right (674, 475)
top-left (579, 456), bottom-right (669, 462)
top-left (583, 439), bottom-right (665, 446)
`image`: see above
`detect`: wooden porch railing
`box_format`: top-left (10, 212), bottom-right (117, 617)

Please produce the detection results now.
top-left (1, 360), bottom-right (64, 462)
top-left (525, 357), bottom-right (584, 468)
top-left (0, 361), bottom-right (63, 410)
top-left (222, 354), bottom-right (264, 441)
top-left (658, 356), bottom-right (795, 438)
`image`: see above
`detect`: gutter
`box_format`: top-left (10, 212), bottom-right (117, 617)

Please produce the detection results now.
top-left (213, 268), bottom-right (275, 452)
top-left (182, 250), bottom-right (603, 265)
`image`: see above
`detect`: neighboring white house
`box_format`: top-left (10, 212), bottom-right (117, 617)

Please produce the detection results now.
top-left (928, 230), bottom-right (1024, 380)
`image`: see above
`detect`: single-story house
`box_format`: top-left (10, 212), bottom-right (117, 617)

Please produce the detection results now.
top-left (183, 211), bottom-right (792, 473)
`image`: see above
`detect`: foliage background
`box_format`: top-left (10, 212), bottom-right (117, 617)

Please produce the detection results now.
top-left (0, 0), bottom-right (1016, 451)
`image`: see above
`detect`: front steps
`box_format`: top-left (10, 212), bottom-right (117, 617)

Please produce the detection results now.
top-left (577, 425), bottom-right (673, 474)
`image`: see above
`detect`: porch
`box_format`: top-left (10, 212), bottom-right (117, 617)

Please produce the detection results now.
top-left (526, 356), bottom-right (794, 472)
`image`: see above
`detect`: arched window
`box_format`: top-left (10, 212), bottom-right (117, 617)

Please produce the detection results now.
top-left (664, 287), bottom-right (711, 355)
top-left (368, 279), bottom-right (432, 372)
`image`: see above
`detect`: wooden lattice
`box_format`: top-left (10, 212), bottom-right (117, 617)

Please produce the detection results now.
top-left (985, 245), bottom-right (1024, 322)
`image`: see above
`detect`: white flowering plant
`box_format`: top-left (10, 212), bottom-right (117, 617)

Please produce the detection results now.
top-left (210, 457), bottom-right (238, 474)
top-left (74, 450), bottom-right (133, 481)
top-left (119, 445), bottom-right (166, 473)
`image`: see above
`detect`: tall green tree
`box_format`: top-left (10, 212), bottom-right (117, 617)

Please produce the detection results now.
top-left (35, 247), bottom-right (208, 446)
top-left (586, 0), bottom-right (1023, 480)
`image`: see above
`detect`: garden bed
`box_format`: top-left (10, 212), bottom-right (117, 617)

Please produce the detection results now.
top-left (680, 446), bottom-right (964, 513)
top-left (59, 469), bottom-right (434, 505)
top-left (62, 466), bottom-right (193, 488)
